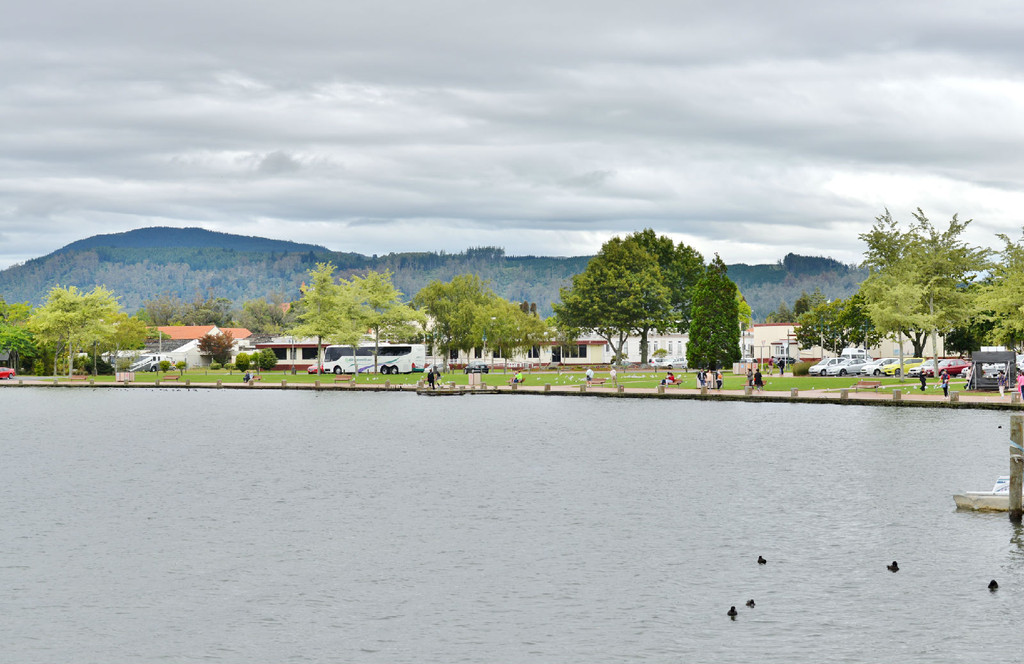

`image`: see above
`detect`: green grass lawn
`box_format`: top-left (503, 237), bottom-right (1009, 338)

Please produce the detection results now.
top-left (51, 368), bottom-right (976, 394)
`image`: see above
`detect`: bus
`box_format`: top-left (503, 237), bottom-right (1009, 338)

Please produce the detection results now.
top-left (322, 343), bottom-right (426, 375)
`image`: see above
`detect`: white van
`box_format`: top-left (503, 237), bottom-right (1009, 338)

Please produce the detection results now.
top-left (840, 348), bottom-right (871, 362)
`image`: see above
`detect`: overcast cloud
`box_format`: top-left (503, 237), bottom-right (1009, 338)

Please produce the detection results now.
top-left (2, 0), bottom-right (1023, 269)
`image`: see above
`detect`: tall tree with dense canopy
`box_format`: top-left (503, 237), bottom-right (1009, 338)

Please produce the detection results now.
top-left (859, 209), bottom-right (990, 374)
top-left (29, 285), bottom-right (121, 378)
top-left (290, 262), bottom-right (359, 368)
top-left (351, 270), bottom-right (425, 371)
top-left (414, 274), bottom-right (494, 362)
top-left (686, 255), bottom-right (741, 369)
top-left (197, 330), bottom-right (236, 364)
top-left (626, 229), bottom-right (706, 361)
top-left (976, 228), bottom-right (1024, 351)
top-left (553, 236), bottom-right (670, 364)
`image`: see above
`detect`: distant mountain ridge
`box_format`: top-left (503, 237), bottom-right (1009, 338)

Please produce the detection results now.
top-left (0, 227), bottom-right (866, 319)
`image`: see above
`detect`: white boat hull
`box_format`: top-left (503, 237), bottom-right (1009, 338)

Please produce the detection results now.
top-left (953, 492), bottom-right (1011, 511)
top-left (953, 476), bottom-right (1018, 511)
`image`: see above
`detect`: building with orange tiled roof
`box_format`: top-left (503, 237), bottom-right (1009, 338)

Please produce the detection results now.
top-left (148, 325), bottom-right (255, 368)
top-left (156, 325), bottom-right (252, 340)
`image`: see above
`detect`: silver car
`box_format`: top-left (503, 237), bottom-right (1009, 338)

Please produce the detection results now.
top-left (825, 358), bottom-right (870, 376)
top-left (808, 357), bottom-right (846, 376)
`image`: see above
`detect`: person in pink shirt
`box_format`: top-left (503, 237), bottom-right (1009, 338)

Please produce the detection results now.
top-left (1017, 372), bottom-right (1024, 399)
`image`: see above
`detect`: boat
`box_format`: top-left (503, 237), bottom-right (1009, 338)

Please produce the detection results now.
top-left (953, 476), bottom-right (1020, 511)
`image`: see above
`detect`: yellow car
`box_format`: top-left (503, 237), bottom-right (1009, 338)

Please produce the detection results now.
top-left (881, 357), bottom-right (926, 376)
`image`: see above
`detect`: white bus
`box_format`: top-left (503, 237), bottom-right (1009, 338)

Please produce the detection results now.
top-left (322, 343), bottom-right (426, 375)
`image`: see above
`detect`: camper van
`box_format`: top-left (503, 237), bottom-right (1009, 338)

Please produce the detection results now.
top-left (129, 355), bottom-right (169, 372)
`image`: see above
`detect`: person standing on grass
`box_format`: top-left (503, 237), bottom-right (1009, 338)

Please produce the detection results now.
top-left (585, 367), bottom-right (594, 386)
top-left (609, 366), bottom-right (617, 387)
top-left (919, 370), bottom-right (927, 392)
top-left (940, 369), bottom-right (950, 398)
top-left (754, 368), bottom-right (764, 392)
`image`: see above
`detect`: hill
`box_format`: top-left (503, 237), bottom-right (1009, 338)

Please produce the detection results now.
top-left (0, 227), bottom-right (865, 319)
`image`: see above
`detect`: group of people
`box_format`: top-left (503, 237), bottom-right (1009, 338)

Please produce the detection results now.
top-left (745, 367), bottom-right (764, 392)
top-left (695, 369), bottom-right (724, 390)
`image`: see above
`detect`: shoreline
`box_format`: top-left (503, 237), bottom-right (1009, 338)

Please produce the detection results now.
top-left (4, 378), bottom-right (1022, 411)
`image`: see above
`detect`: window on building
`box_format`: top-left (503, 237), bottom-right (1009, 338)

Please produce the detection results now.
top-left (272, 348), bottom-right (287, 360)
top-left (301, 348), bottom-right (318, 360)
top-left (527, 345), bottom-right (541, 359)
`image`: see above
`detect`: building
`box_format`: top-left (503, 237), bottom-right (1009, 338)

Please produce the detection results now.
top-left (146, 325), bottom-right (254, 368)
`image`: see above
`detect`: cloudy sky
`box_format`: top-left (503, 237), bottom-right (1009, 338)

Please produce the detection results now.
top-left (2, 0), bottom-right (1023, 270)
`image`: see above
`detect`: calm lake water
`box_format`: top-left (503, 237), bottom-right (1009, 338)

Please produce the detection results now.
top-left (2, 388), bottom-right (1022, 662)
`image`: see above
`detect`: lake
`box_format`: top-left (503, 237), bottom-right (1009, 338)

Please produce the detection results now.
top-left (1, 388), bottom-right (1021, 662)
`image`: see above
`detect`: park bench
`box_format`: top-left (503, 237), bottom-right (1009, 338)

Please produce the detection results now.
top-left (333, 374), bottom-right (354, 383)
top-left (161, 375), bottom-right (179, 381)
top-left (854, 380), bottom-right (882, 391)
top-left (589, 378), bottom-right (607, 387)
top-left (69, 375), bottom-right (88, 381)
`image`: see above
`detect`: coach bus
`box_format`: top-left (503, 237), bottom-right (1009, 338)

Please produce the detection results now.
top-left (321, 343), bottom-right (426, 375)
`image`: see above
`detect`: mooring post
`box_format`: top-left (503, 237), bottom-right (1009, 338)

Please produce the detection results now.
top-left (1011, 415), bottom-right (1024, 522)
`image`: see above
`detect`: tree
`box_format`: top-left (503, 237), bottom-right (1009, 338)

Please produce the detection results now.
top-left (765, 300), bottom-right (795, 323)
top-left (197, 331), bottom-right (235, 364)
top-left (976, 228), bottom-right (1024, 351)
top-left (414, 274), bottom-right (494, 362)
top-left (140, 294), bottom-right (186, 326)
top-left (483, 298), bottom-right (549, 370)
top-left (795, 294), bottom-right (878, 354)
top-left (793, 289), bottom-right (826, 316)
top-left (238, 295), bottom-right (292, 333)
top-left (686, 255), bottom-right (741, 369)
top-left (859, 209), bottom-right (990, 375)
top-left (290, 262), bottom-right (364, 369)
top-left (180, 295), bottom-right (234, 326)
top-left (0, 296), bottom-right (36, 373)
top-left (352, 270), bottom-right (424, 371)
top-left (234, 352), bottom-right (251, 372)
top-left (29, 285), bottom-right (121, 378)
top-left (253, 348), bottom-right (279, 372)
top-left (626, 229), bottom-right (706, 362)
top-left (553, 237), bottom-right (670, 364)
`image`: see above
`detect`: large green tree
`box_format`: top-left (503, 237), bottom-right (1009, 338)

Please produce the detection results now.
top-left (483, 298), bottom-right (550, 370)
top-left (795, 293), bottom-right (878, 354)
top-left (29, 285), bottom-right (121, 378)
top-left (414, 274), bottom-right (494, 362)
top-left (686, 255), bottom-right (741, 369)
top-left (626, 229), bottom-right (706, 362)
top-left (352, 270), bottom-right (425, 371)
top-left (859, 209), bottom-right (990, 375)
top-left (553, 236), bottom-right (670, 363)
top-left (290, 262), bottom-right (364, 368)
top-left (976, 228), bottom-right (1024, 351)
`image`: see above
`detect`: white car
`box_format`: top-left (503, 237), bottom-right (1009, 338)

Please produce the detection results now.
top-left (860, 357), bottom-right (898, 376)
top-left (808, 357), bottom-right (846, 376)
top-left (652, 356), bottom-right (687, 369)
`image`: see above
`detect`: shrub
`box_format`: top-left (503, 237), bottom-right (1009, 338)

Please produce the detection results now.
top-left (234, 352), bottom-right (251, 372)
top-left (223, 363), bottom-right (234, 372)
top-left (159, 360), bottom-right (172, 372)
top-left (793, 361), bottom-right (812, 376)
top-left (209, 361), bottom-right (223, 371)
top-left (175, 361), bottom-right (186, 374)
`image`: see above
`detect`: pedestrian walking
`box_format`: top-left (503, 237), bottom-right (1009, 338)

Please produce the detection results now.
top-left (754, 369), bottom-right (764, 392)
top-left (746, 368), bottom-right (754, 388)
top-left (585, 367), bottom-right (594, 385)
top-left (609, 366), bottom-right (617, 387)
top-left (1017, 372), bottom-right (1024, 399)
top-left (940, 369), bottom-right (949, 398)
top-left (997, 370), bottom-right (1006, 398)
top-left (716, 370), bottom-right (724, 390)
top-left (919, 370), bottom-right (927, 392)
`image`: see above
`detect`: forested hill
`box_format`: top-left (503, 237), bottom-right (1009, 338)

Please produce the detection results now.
top-left (0, 227), bottom-right (865, 318)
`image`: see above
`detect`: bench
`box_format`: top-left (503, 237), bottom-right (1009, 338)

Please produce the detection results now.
top-left (854, 380), bottom-right (882, 391)
top-left (69, 375), bottom-right (88, 381)
top-left (588, 378), bottom-right (607, 387)
top-left (333, 374), bottom-right (354, 383)
top-left (162, 375), bottom-right (179, 381)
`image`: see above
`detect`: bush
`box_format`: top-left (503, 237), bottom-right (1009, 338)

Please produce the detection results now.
top-left (175, 361), bottom-right (186, 374)
top-left (209, 361), bottom-right (223, 371)
top-left (223, 363), bottom-right (234, 372)
top-left (793, 361), bottom-right (812, 376)
top-left (159, 360), bottom-right (172, 372)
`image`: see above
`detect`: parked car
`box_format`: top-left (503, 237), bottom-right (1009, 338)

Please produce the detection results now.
top-left (860, 357), bottom-right (898, 376)
top-left (0, 366), bottom-right (15, 379)
top-left (919, 359), bottom-right (969, 378)
top-left (808, 357), bottom-right (846, 376)
top-left (825, 358), bottom-right (871, 376)
top-left (881, 357), bottom-right (926, 376)
top-left (307, 364), bottom-right (326, 374)
top-left (464, 360), bottom-right (489, 374)
top-left (652, 356), bottom-right (688, 369)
